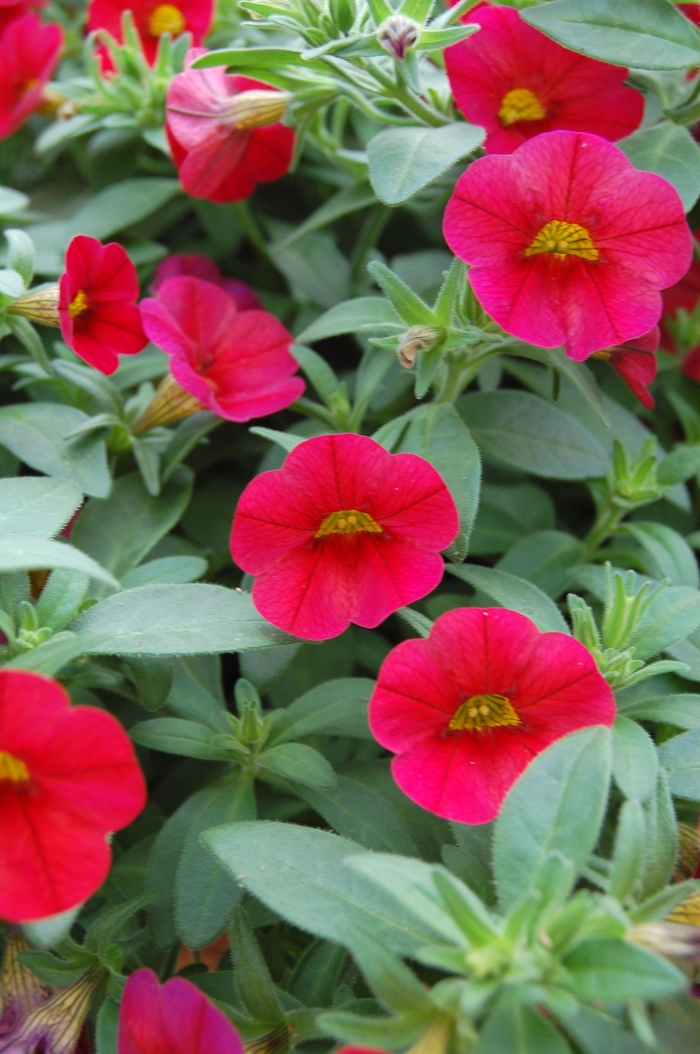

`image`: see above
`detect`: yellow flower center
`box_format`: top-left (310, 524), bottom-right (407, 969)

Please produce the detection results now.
top-left (0, 750), bottom-right (30, 784)
top-left (68, 290), bottom-right (89, 318)
top-left (315, 509), bottom-right (383, 538)
top-left (448, 694), bottom-right (521, 732)
top-left (147, 3), bottom-right (186, 37)
top-left (525, 220), bottom-right (599, 261)
top-left (498, 87), bottom-right (546, 127)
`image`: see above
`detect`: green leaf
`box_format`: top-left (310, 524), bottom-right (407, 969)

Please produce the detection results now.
top-left (368, 125), bottom-right (485, 206)
top-left (556, 1003), bottom-right (649, 1054)
top-left (476, 1006), bottom-right (572, 1054)
top-left (620, 123), bottom-right (700, 212)
top-left (249, 427), bottom-right (304, 453)
top-left (71, 470), bottom-right (192, 583)
top-left (658, 728), bottom-right (700, 799)
top-left (292, 344), bottom-right (345, 407)
top-left (623, 522), bottom-right (699, 589)
top-left (6, 631), bottom-right (107, 676)
top-left (470, 483), bottom-right (555, 556)
top-left (259, 742), bottom-right (336, 788)
top-left (562, 938), bottom-right (685, 1002)
top-left (95, 998), bottom-right (119, 1054)
top-left (296, 776), bottom-right (421, 855)
top-left (36, 569), bottom-right (90, 633)
top-left (70, 585), bottom-right (294, 654)
top-left (612, 716), bottom-right (658, 802)
top-left (641, 768), bottom-right (678, 896)
top-left (618, 693), bottom-right (700, 729)
top-left (447, 564), bottom-right (569, 633)
top-left (203, 821), bottom-right (444, 955)
top-left (272, 184), bottom-right (377, 252)
top-left (458, 391), bottom-right (608, 480)
top-left (367, 261), bottom-right (436, 327)
top-left (228, 905), bottom-right (285, 1024)
top-left (175, 776), bottom-right (255, 949)
top-left (609, 799), bottom-right (646, 902)
top-left (123, 655), bottom-right (173, 712)
top-left (341, 928), bottom-right (432, 1015)
top-left (0, 536), bottom-right (118, 588)
top-left (121, 556), bottom-right (208, 588)
top-left (658, 442), bottom-right (700, 486)
top-left (0, 477), bottom-right (82, 539)
top-left (629, 586), bottom-right (700, 660)
top-left (270, 677), bottom-right (374, 743)
top-left (130, 718), bottom-right (233, 759)
top-left (296, 298), bottom-right (402, 344)
top-left (4, 229), bottom-right (34, 287)
top-left (523, 0), bottom-right (700, 70)
top-left (494, 728), bottom-right (612, 910)
top-left (191, 46), bottom-right (308, 67)
top-left (272, 229), bottom-right (350, 309)
top-left (166, 656), bottom-right (229, 731)
top-left (497, 531), bottom-right (584, 599)
top-left (0, 186), bottom-right (29, 217)
top-left (0, 404), bottom-right (110, 497)
top-left (425, 405), bottom-right (481, 562)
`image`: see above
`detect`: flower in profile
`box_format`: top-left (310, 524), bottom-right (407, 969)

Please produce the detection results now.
top-left (443, 130), bottom-right (693, 361)
top-left (118, 969), bottom-right (244, 1054)
top-left (166, 49), bottom-right (294, 204)
top-left (369, 607), bottom-right (615, 824)
top-left (134, 275), bottom-right (303, 430)
top-left (0, 14), bottom-right (63, 142)
top-left (152, 254), bottom-right (261, 311)
top-left (594, 327), bottom-right (659, 409)
top-left (231, 433), bottom-right (459, 641)
top-left (444, 4), bottom-right (643, 155)
top-left (0, 668), bottom-right (146, 923)
top-left (87, 0), bottom-right (213, 66)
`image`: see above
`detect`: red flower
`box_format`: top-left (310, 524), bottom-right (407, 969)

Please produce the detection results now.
top-left (0, 14), bottom-right (62, 142)
top-left (445, 4), bottom-right (643, 155)
top-left (230, 433), bottom-right (459, 641)
top-left (58, 235), bottom-right (147, 375)
top-left (443, 130), bottom-right (693, 361)
top-left (166, 49), bottom-right (294, 204)
top-left (595, 327), bottom-right (659, 410)
top-left (679, 4), bottom-right (700, 26)
top-left (0, 0), bottom-right (37, 36)
top-left (87, 0), bottom-right (212, 66)
top-left (139, 275), bottom-right (303, 421)
top-left (152, 253), bottom-right (261, 311)
top-left (661, 250), bottom-right (700, 350)
top-left (0, 668), bottom-right (146, 923)
top-left (369, 607), bottom-right (615, 824)
top-left (119, 970), bottom-right (244, 1054)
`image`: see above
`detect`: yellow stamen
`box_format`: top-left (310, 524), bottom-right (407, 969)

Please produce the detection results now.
top-left (315, 509), bottom-right (383, 538)
top-left (525, 220), bottom-right (599, 261)
top-left (147, 3), bottom-right (186, 36)
top-left (449, 694), bottom-right (521, 732)
top-left (226, 90), bottom-right (292, 131)
top-left (498, 87), bottom-right (546, 127)
top-left (68, 290), bottom-right (89, 318)
top-left (0, 751), bottom-right (30, 784)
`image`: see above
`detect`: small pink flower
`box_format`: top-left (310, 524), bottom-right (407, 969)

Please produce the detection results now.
top-left (152, 253), bottom-right (261, 310)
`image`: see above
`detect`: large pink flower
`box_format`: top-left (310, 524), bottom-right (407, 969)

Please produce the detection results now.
top-left (443, 130), bottom-right (693, 361)
top-left (369, 607), bottom-right (615, 824)
top-left (445, 3), bottom-right (643, 155)
top-left (230, 433), bottom-right (459, 641)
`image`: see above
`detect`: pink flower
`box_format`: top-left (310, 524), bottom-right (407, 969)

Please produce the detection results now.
top-left (119, 969), bottom-right (244, 1054)
top-left (139, 275), bottom-right (303, 421)
top-left (0, 14), bottom-right (62, 142)
top-left (369, 607), bottom-right (616, 824)
top-left (152, 253), bottom-right (261, 311)
top-left (166, 49), bottom-right (294, 204)
top-left (445, 3), bottom-right (643, 154)
top-left (443, 130), bottom-right (693, 361)
top-left (230, 433), bottom-right (459, 641)
top-left (595, 327), bottom-right (659, 409)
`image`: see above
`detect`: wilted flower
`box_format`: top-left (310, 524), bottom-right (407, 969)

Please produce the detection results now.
top-left (231, 433), bottom-right (459, 641)
top-left (0, 14), bottom-right (63, 142)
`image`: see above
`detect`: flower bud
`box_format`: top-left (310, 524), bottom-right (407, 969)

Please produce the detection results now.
top-left (7, 286), bottom-right (60, 327)
top-left (226, 90), bottom-right (292, 131)
top-left (377, 13), bottom-right (420, 60)
top-left (130, 372), bottom-right (204, 435)
top-left (397, 325), bottom-right (444, 369)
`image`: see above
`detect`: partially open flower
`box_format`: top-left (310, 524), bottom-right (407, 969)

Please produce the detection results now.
top-left (0, 14), bottom-right (63, 142)
top-left (166, 49), bottom-right (294, 204)
top-left (87, 0), bottom-right (213, 66)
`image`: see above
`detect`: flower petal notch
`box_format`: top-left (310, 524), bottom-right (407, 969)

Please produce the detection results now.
top-left (443, 130), bottom-right (694, 361)
top-left (0, 14), bottom-right (63, 142)
top-left (118, 968), bottom-right (245, 1054)
top-left (0, 668), bottom-right (146, 923)
top-left (137, 275), bottom-right (303, 427)
top-left (166, 49), bottom-right (294, 204)
top-left (230, 433), bottom-right (460, 641)
top-left (87, 0), bottom-right (213, 65)
top-left (444, 3), bottom-right (643, 155)
top-left (369, 607), bottom-right (616, 824)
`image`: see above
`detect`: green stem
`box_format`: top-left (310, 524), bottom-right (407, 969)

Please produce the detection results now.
top-left (583, 504), bottom-right (625, 558)
top-left (350, 204), bottom-right (390, 295)
top-left (362, 61), bottom-right (449, 126)
top-left (233, 201), bottom-right (273, 264)
top-left (291, 397), bottom-right (339, 428)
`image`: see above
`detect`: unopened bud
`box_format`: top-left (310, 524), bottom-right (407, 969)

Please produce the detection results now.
top-left (377, 13), bottom-right (420, 60)
top-left (130, 372), bottom-right (204, 435)
top-left (397, 325), bottom-right (443, 369)
top-left (7, 286), bottom-right (60, 327)
top-left (226, 90), bottom-right (292, 131)
top-left (630, 921), bottom-right (700, 963)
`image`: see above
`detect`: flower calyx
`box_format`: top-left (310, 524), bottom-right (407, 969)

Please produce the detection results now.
top-left (6, 286), bottom-right (60, 327)
top-left (226, 90), bottom-right (292, 131)
top-left (130, 372), bottom-right (205, 435)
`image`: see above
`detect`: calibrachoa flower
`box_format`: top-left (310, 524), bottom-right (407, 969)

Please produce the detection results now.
top-left (369, 607), bottom-right (616, 824)
top-left (661, 249), bottom-right (700, 350)
top-left (0, 668), bottom-right (146, 923)
top-left (135, 275), bottom-right (303, 430)
top-left (166, 49), bottom-right (294, 204)
top-left (0, 14), bottom-right (63, 142)
top-left (87, 0), bottom-right (213, 66)
top-left (594, 327), bottom-right (660, 410)
top-left (444, 3), bottom-right (643, 154)
top-left (443, 130), bottom-right (693, 361)
top-left (230, 433), bottom-right (459, 641)
top-left (152, 253), bottom-right (262, 311)
top-left (0, 0), bottom-right (38, 36)
top-left (9, 235), bottom-right (147, 374)
top-left (118, 969), bottom-right (244, 1054)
